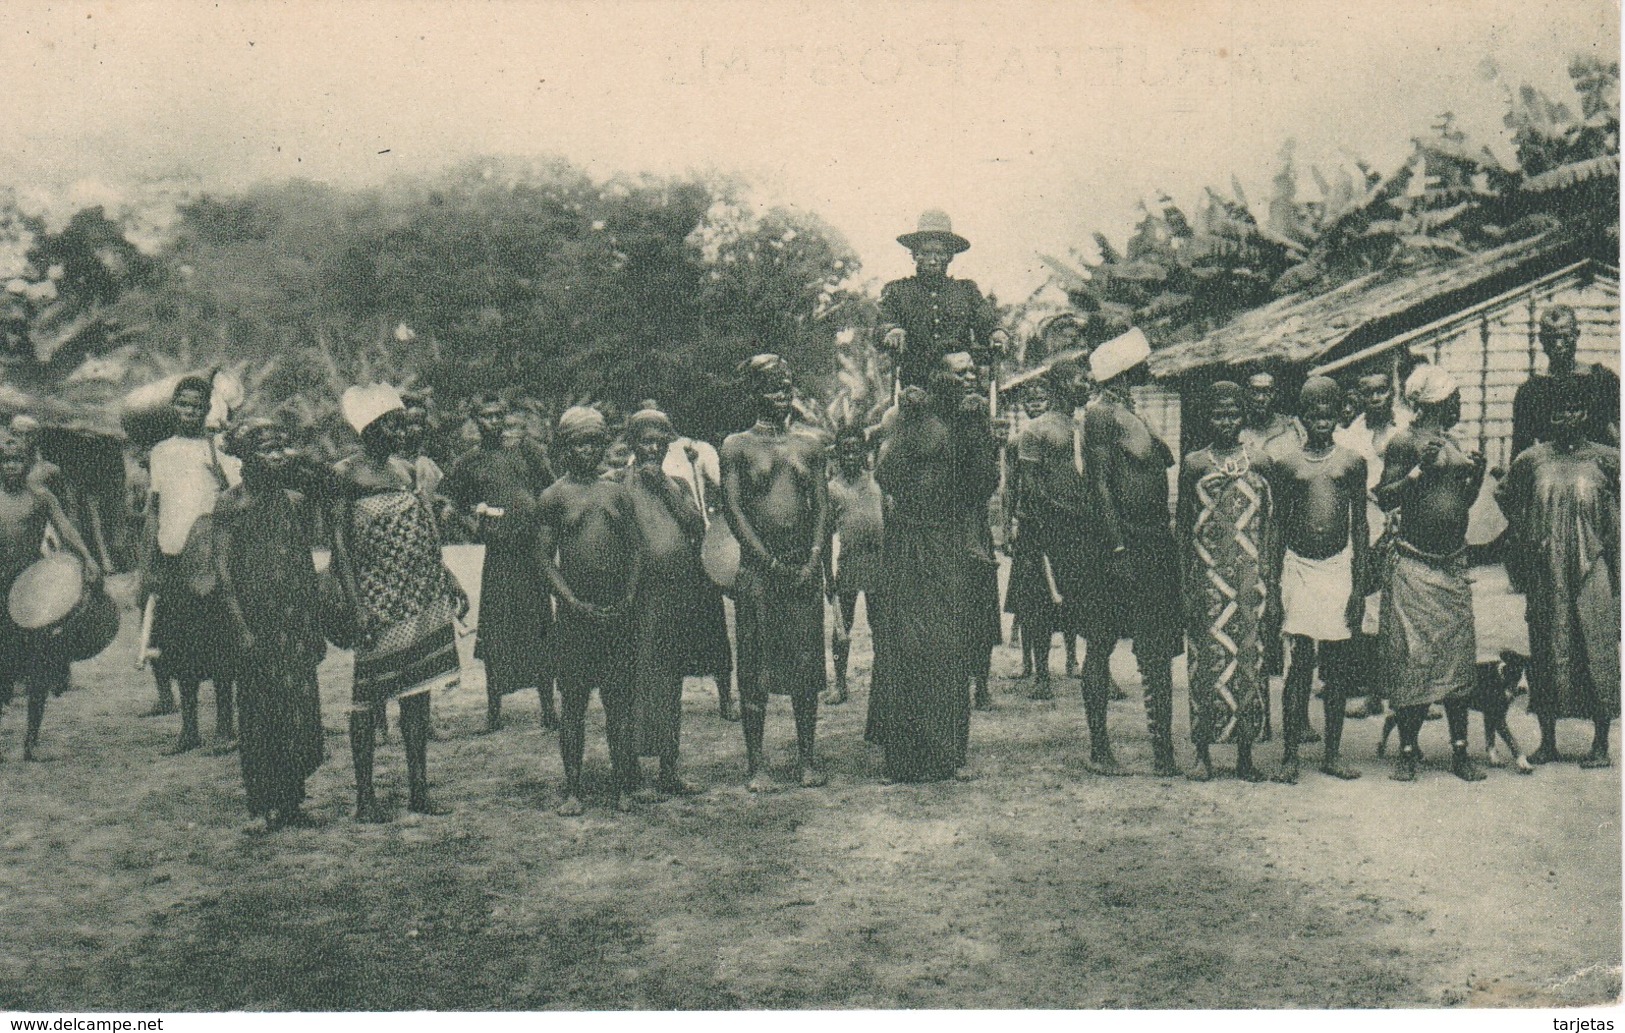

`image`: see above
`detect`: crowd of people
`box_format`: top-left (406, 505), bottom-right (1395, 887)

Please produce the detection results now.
top-left (0, 212), bottom-right (1616, 834)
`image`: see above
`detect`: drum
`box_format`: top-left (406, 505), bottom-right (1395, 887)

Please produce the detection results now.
top-left (62, 584), bottom-right (119, 661)
top-left (701, 518), bottom-right (740, 589)
top-left (7, 553), bottom-right (119, 661)
top-left (8, 553), bottom-right (85, 630)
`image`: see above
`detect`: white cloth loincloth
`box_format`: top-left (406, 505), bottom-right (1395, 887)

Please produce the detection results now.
top-left (1281, 545), bottom-right (1354, 642)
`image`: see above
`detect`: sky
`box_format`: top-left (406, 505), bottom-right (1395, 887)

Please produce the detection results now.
top-left (0, 0), bottom-right (1615, 299)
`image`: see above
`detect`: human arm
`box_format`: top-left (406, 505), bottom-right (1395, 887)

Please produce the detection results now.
top-left (798, 445), bottom-right (831, 588)
top-left (1174, 456), bottom-right (1199, 581)
top-left (1083, 406), bottom-right (1126, 555)
top-left (210, 503), bottom-right (252, 651)
top-left (1345, 456), bottom-right (1370, 629)
top-left (38, 488), bottom-right (100, 583)
top-left (719, 438), bottom-right (779, 572)
top-left (1373, 432), bottom-right (1421, 512)
top-left (1510, 380), bottom-right (1537, 464)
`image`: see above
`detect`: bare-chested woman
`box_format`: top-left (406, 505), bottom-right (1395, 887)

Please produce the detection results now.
top-left (1267, 377), bottom-right (1369, 784)
top-left (535, 406), bottom-right (642, 816)
top-left (720, 355), bottom-right (830, 791)
top-left (1374, 365), bottom-right (1487, 782)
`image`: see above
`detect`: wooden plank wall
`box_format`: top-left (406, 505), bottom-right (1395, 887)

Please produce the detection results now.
top-left (1407, 272), bottom-right (1619, 472)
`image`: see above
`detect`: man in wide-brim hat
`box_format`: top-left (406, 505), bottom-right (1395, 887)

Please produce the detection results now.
top-left (879, 210), bottom-right (1008, 389)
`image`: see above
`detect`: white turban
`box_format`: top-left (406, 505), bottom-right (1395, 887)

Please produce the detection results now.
top-left (341, 383), bottom-right (406, 435)
top-left (1090, 327), bottom-right (1151, 384)
top-left (1404, 364), bottom-right (1458, 407)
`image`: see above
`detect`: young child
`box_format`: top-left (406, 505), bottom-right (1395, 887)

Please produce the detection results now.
top-left (535, 406), bottom-right (642, 815)
top-left (0, 433), bottom-right (101, 761)
top-left (1267, 377), bottom-right (1369, 783)
top-left (1176, 382), bottom-right (1273, 781)
top-left (826, 424), bottom-right (883, 707)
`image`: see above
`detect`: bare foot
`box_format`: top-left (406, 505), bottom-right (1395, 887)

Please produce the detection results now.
top-left (23, 749), bottom-right (55, 763)
top-left (1028, 681), bottom-right (1054, 701)
top-left (207, 740), bottom-right (239, 757)
top-left (1389, 753), bottom-right (1417, 782)
top-left (1186, 762), bottom-right (1213, 783)
top-left (952, 767), bottom-right (976, 782)
top-left (141, 704), bottom-right (178, 718)
top-left (1528, 745), bottom-right (1560, 765)
top-left (163, 737), bottom-right (202, 756)
top-left (1319, 761), bottom-right (1362, 780)
top-left (799, 766), bottom-right (828, 788)
top-left (613, 792), bottom-right (633, 813)
top-left (354, 801), bottom-right (389, 824)
top-left (1152, 760), bottom-right (1181, 778)
top-left (556, 795), bottom-right (586, 817)
top-left (1514, 755), bottom-right (1535, 775)
top-left (1451, 755), bottom-right (1487, 782)
top-left (1087, 753), bottom-right (1128, 777)
top-left (1237, 764), bottom-right (1267, 783)
top-left (719, 700), bottom-right (741, 722)
top-left (1294, 727), bottom-right (1322, 746)
top-left (746, 770), bottom-right (774, 793)
top-left (1484, 748), bottom-right (1507, 768)
top-left (1579, 751), bottom-right (1613, 770)
top-left (280, 809), bottom-right (321, 829)
top-left (656, 775), bottom-right (700, 796)
top-left (631, 786), bottom-right (662, 804)
top-left (1271, 761), bottom-right (1300, 785)
top-left (822, 688), bottom-right (848, 707)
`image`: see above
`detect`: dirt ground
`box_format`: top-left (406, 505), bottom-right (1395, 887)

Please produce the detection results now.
top-left (0, 547), bottom-right (1617, 1011)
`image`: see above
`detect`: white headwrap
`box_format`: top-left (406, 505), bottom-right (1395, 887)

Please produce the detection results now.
top-left (1403, 364), bottom-right (1458, 407)
top-left (341, 383), bottom-right (406, 435)
top-left (1090, 327), bottom-right (1151, 384)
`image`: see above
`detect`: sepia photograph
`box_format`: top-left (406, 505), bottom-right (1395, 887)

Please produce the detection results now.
top-left (0, 0), bottom-right (1618, 1018)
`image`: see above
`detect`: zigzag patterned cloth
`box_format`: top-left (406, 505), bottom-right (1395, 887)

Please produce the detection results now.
top-left (1184, 457), bottom-right (1271, 746)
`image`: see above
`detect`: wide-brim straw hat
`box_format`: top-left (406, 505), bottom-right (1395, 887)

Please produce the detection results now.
top-left (897, 209), bottom-right (970, 254)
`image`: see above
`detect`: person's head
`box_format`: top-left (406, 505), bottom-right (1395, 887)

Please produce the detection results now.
top-left (1338, 382), bottom-right (1361, 428)
top-left (834, 425), bottom-right (870, 473)
top-left (171, 375), bottom-right (212, 437)
top-left (1207, 381), bottom-right (1245, 449)
top-left (341, 383), bottom-right (408, 459)
top-left (738, 354), bottom-right (794, 421)
top-left (627, 408), bottom-right (676, 469)
top-left (934, 351), bottom-right (977, 404)
top-left (473, 393), bottom-right (509, 445)
top-left (897, 210), bottom-right (969, 280)
top-left (1046, 358), bottom-right (1090, 408)
top-left (8, 414), bottom-right (39, 453)
top-left (1022, 380), bottom-right (1053, 419)
top-left (501, 410), bottom-right (528, 449)
top-left (1244, 371), bottom-right (1277, 425)
top-left (1299, 376), bottom-right (1344, 448)
top-left (1356, 370), bottom-right (1395, 422)
top-left (555, 406), bottom-right (608, 475)
top-left (1549, 376), bottom-right (1590, 447)
top-left (400, 389), bottom-right (431, 451)
top-left (1539, 304), bottom-right (1581, 371)
top-left (0, 433), bottom-right (27, 487)
top-left (225, 418), bottom-right (291, 484)
top-left (1404, 364), bottom-right (1461, 429)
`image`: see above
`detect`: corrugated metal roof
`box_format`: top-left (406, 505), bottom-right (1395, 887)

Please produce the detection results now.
top-left (1146, 232), bottom-right (1579, 379)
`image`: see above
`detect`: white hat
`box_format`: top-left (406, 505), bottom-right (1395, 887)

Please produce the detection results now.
top-left (1090, 327), bottom-right (1151, 383)
top-left (1403, 364), bottom-right (1458, 407)
top-left (341, 383), bottom-right (406, 435)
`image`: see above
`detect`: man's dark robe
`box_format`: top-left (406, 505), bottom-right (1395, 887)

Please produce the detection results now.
top-left (866, 397), bottom-right (998, 780)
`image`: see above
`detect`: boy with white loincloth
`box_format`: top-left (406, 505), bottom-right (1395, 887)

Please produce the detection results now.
top-left (1267, 377), bottom-right (1369, 783)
